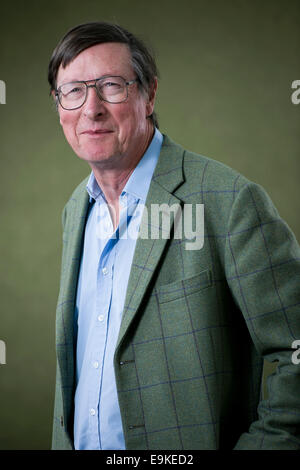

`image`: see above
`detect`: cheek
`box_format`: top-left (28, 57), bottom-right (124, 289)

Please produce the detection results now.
top-left (118, 103), bottom-right (147, 135)
top-left (59, 112), bottom-right (78, 141)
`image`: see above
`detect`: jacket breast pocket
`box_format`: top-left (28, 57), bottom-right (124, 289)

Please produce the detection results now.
top-left (155, 269), bottom-right (212, 304)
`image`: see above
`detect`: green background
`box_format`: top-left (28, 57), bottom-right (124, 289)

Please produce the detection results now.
top-left (0, 0), bottom-right (299, 450)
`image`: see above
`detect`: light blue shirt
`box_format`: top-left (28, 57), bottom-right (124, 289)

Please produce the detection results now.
top-left (74, 128), bottom-right (163, 450)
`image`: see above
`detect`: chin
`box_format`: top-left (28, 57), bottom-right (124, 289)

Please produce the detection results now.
top-left (78, 150), bottom-right (115, 164)
top-left (79, 153), bottom-right (108, 162)
top-left (75, 143), bottom-right (110, 162)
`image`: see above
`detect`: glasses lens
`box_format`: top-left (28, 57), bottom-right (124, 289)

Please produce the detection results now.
top-left (59, 82), bottom-right (86, 109)
top-left (96, 76), bottom-right (126, 103)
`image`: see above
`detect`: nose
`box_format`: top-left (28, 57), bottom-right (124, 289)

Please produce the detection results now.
top-left (82, 84), bottom-right (106, 119)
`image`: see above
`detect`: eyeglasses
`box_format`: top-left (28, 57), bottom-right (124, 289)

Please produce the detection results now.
top-left (55, 75), bottom-right (138, 110)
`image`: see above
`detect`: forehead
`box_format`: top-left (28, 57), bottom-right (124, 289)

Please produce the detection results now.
top-left (56, 42), bottom-right (133, 86)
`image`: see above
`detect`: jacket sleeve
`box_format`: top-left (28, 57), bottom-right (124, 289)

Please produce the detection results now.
top-left (224, 182), bottom-right (300, 450)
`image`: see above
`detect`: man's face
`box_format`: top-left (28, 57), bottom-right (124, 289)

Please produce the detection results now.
top-left (55, 42), bottom-right (156, 168)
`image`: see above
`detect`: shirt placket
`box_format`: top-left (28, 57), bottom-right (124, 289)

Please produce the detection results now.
top-left (87, 200), bottom-right (116, 449)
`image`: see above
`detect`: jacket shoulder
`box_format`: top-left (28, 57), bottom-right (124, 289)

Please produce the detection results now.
top-left (61, 176), bottom-right (89, 229)
top-left (65, 176), bottom-right (90, 207)
top-left (183, 147), bottom-right (250, 192)
top-left (162, 134), bottom-right (250, 192)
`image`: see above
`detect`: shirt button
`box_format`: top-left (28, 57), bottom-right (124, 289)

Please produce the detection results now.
top-left (90, 408), bottom-right (96, 416)
top-left (102, 267), bottom-right (109, 275)
top-left (93, 361), bottom-right (99, 369)
top-left (98, 314), bottom-right (104, 322)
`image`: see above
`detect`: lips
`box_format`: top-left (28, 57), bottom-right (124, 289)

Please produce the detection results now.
top-left (81, 129), bottom-right (113, 135)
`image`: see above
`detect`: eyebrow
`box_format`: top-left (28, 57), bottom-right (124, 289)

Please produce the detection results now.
top-left (56, 73), bottom-right (121, 89)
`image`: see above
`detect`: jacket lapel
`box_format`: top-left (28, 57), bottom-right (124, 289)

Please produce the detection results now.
top-left (56, 182), bottom-right (90, 390)
top-left (116, 135), bottom-right (185, 350)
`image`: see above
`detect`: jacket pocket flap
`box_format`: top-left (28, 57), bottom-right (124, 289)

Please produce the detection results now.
top-left (156, 269), bottom-right (212, 304)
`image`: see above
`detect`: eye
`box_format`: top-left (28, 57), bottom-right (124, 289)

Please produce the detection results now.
top-left (98, 79), bottom-right (124, 98)
top-left (60, 83), bottom-right (85, 97)
top-left (69, 86), bottom-right (82, 94)
top-left (103, 81), bottom-right (121, 88)
top-left (66, 86), bottom-right (84, 96)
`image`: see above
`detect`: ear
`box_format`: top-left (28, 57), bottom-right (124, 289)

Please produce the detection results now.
top-left (146, 77), bottom-right (158, 118)
top-left (51, 89), bottom-right (58, 108)
top-left (51, 89), bottom-right (62, 122)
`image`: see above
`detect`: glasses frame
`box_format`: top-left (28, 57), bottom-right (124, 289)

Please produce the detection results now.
top-left (55, 75), bottom-right (138, 110)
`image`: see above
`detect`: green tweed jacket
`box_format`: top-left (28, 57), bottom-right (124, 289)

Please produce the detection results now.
top-left (52, 135), bottom-right (300, 450)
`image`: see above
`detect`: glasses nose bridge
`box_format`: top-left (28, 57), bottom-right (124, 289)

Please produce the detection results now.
top-left (85, 81), bottom-right (103, 103)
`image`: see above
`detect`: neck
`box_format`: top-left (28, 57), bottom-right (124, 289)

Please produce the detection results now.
top-left (90, 124), bottom-right (154, 205)
top-left (89, 124), bottom-right (154, 230)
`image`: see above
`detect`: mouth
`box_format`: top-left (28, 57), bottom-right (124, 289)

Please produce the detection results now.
top-left (81, 129), bottom-right (114, 137)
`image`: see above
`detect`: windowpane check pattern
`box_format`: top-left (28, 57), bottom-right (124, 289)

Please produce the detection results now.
top-left (53, 134), bottom-right (300, 450)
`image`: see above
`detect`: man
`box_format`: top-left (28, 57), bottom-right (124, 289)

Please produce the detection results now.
top-left (49, 22), bottom-right (300, 450)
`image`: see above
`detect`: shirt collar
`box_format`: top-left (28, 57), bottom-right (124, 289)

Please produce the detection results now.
top-left (86, 128), bottom-right (163, 203)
